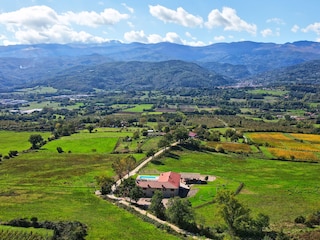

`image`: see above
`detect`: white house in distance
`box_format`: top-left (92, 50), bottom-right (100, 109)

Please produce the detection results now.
top-left (136, 172), bottom-right (181, 198)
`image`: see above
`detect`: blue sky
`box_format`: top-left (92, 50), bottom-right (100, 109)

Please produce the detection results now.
top-left (0, 0), bottom-right (319, 46)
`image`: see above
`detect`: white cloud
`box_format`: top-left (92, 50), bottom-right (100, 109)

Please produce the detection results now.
top-left (185, 32), bottom-right (192, 38)
top-left (63, 8), bottom-right (129, 27)
top-left (261, 28), bottom-right (273, 37)
top-left (0, 5), bottom-right (58, 30)
top-left (149, 5), bottom-right (203, 28)
top-left (127, 21), bottom-right (135, 28)
top-left (302, 22), bottom-right (320, 35)
top-left (0, 5), bottom-right (128, 44)
top-left (124, 30), bottom-right (205, 46)
top-left (261, 28), bottom-right (280, 38)
top-left (266, 18), bottom-right (285, 25)
top-left (124, 30), bottom-right (148, 42)
top-left (214, 35), bottom-right (225, 41)
top-left (205, 7), bottom-right (256, 35)
top-left (164, 32), bottom-right (182, 44)
top-left (185, 31), bottom-right (197, 41)
top-left (291, 24), bottom-right (300, 33)
top-left (122, 3), bottom-right (134, 14)
top-left (148, 34), bottom-right (163, 43)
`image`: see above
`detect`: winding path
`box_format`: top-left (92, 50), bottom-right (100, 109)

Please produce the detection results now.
top-left (103, 142), bottom-right (205, 239)
top-left (111, 142), bottom-right (179, 192)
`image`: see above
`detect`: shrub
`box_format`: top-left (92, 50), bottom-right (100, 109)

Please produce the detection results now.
top-left (56, 147), bottom-right (64, 153)
top-left (8, 150), bottom-right (18, 157)
top-left (294, 215), bottom-right (306, 224)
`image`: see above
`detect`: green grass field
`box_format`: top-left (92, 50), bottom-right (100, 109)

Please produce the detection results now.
top-left (0, 225), bottom-right (53, 238)
top-left (0, 131), bottom-right (51, 156)
top-left (142, 147), bottom-right (320, 228)
top-left (247, 89), bottom-right (289, 96)
top-left (44, 132), bottom-right (119, 153)
top-left (0, 151), bottom-right (179, 240)
top-left (123, 104), bottom-right (154, 112)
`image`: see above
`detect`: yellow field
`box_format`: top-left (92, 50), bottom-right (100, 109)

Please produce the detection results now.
top-left (248, 133), bottom-right (320, 150)
top-left (246, 132), bottom-right (320, 161)
top-left (290, 133), bottom-right (320, 143)
top-left (268, 148), bottom-right (319, 162)
top-left (247, 132), bottom-right (291, 147)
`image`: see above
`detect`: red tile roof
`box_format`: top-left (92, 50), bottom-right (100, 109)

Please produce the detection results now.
top-left (136, 172), bottom-right (181, 189)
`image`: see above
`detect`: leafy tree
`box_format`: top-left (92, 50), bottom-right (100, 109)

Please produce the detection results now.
top-left (129, 185), bottom-right (143, 203)
top-left (86, 124), bottom-right (95, 133)
top-left (146, 148), bottom-right (155, 157)
top-left (95, 175), bottom-right (114, 195)
top-left (149, 190), bottom-right (166, 220)
top-left (210, 131), bottom-right (221, 141)
top-left (117, 177), bottom-right (142, 202)
top-left (112, 155), bottom-right (136, 179)
top-left (123, 155), bottom-right (136, 176)
top-left (174, 126), bottom-right (189, 143)
top-left (133, 130), bottom-right (140, 139)
top-left (216, 190), bottom-right (250, 236)
top-left (56, 146), bottom-right (64, 153)
top-left (166, 197), bottom-right (195, 229)
top-left (28, 134), bottom-right (44, 149)
top-left (216, 190), bottom-right (269, 238)
top-left (158, 138), bottom-right (169, 149)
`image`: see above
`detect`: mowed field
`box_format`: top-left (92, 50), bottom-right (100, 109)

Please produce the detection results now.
top-left (44, 131), bottom-right (120, 153)
top-left (0, 131), bottom-right (51, 155)
top-left (0, 130), bottom-right (179, 240)
top-left (246, 132), bottom-right (320, 162)
top-left (142, 146), bottom-right (320, 228)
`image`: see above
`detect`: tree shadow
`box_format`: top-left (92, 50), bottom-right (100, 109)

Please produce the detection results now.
top-left (171, 145), bottom-right (183, 151)
top-left (151, 159), bottom-right (164, 165)
top-left (164, 152), bottom-right (180, 160)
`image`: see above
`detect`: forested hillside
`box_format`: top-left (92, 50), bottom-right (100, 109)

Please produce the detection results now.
top-left (1, 41), bottom-right (320, 92)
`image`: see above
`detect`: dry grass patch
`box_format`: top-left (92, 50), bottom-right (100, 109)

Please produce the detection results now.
top-left (290, 133), bottom-right (320, 143)
top-left (268, 148), bottom-right (319, 162)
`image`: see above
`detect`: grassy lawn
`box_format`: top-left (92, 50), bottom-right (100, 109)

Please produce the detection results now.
top-left (247, 89), bottom-right (289, 96)
top-left (0, 152), bottom-right (179, 240)
top-left (123, 104), bottom-right (154, 112)
top-left (0, 225), bottom-right (53, 237)
top-left (0, 131), bottom-right (51, 155)
top-left (19, 101), bottom-right (61, 110)
top-left (142, 146), bottom-right (320, 227)
top-left (44, 132), bottom-right (120, 153)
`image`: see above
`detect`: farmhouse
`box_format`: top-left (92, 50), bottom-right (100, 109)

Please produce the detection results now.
top-left (136, 172), bottom-right (181, 198)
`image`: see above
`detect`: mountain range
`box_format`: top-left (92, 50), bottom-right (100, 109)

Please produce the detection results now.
top-left (1, 41), bottom-right (320, 92)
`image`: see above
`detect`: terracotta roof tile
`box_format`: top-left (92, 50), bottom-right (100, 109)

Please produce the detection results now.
top-left (136, 172), bottom-right (181, 189)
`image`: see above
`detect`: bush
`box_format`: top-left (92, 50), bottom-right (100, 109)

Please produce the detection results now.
top-left (8, 150), bottom-right (18, 157)
top-left (305, 210), bottom-right (320, 227)
top-left (294, 215), bottom-right (306, 224)
top-left (56, 146), bottom-right (64, 153)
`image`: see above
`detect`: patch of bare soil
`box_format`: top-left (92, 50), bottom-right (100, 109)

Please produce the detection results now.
top-left (187, 188), bottom-right (199, 197)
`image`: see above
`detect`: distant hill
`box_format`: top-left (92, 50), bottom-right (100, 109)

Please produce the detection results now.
top-left (247, 60), bottom-right (320, 86)
top-left (36, 60), bottom-right (232, 92)
top-left (0, 41), bottom-right (320, 91)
